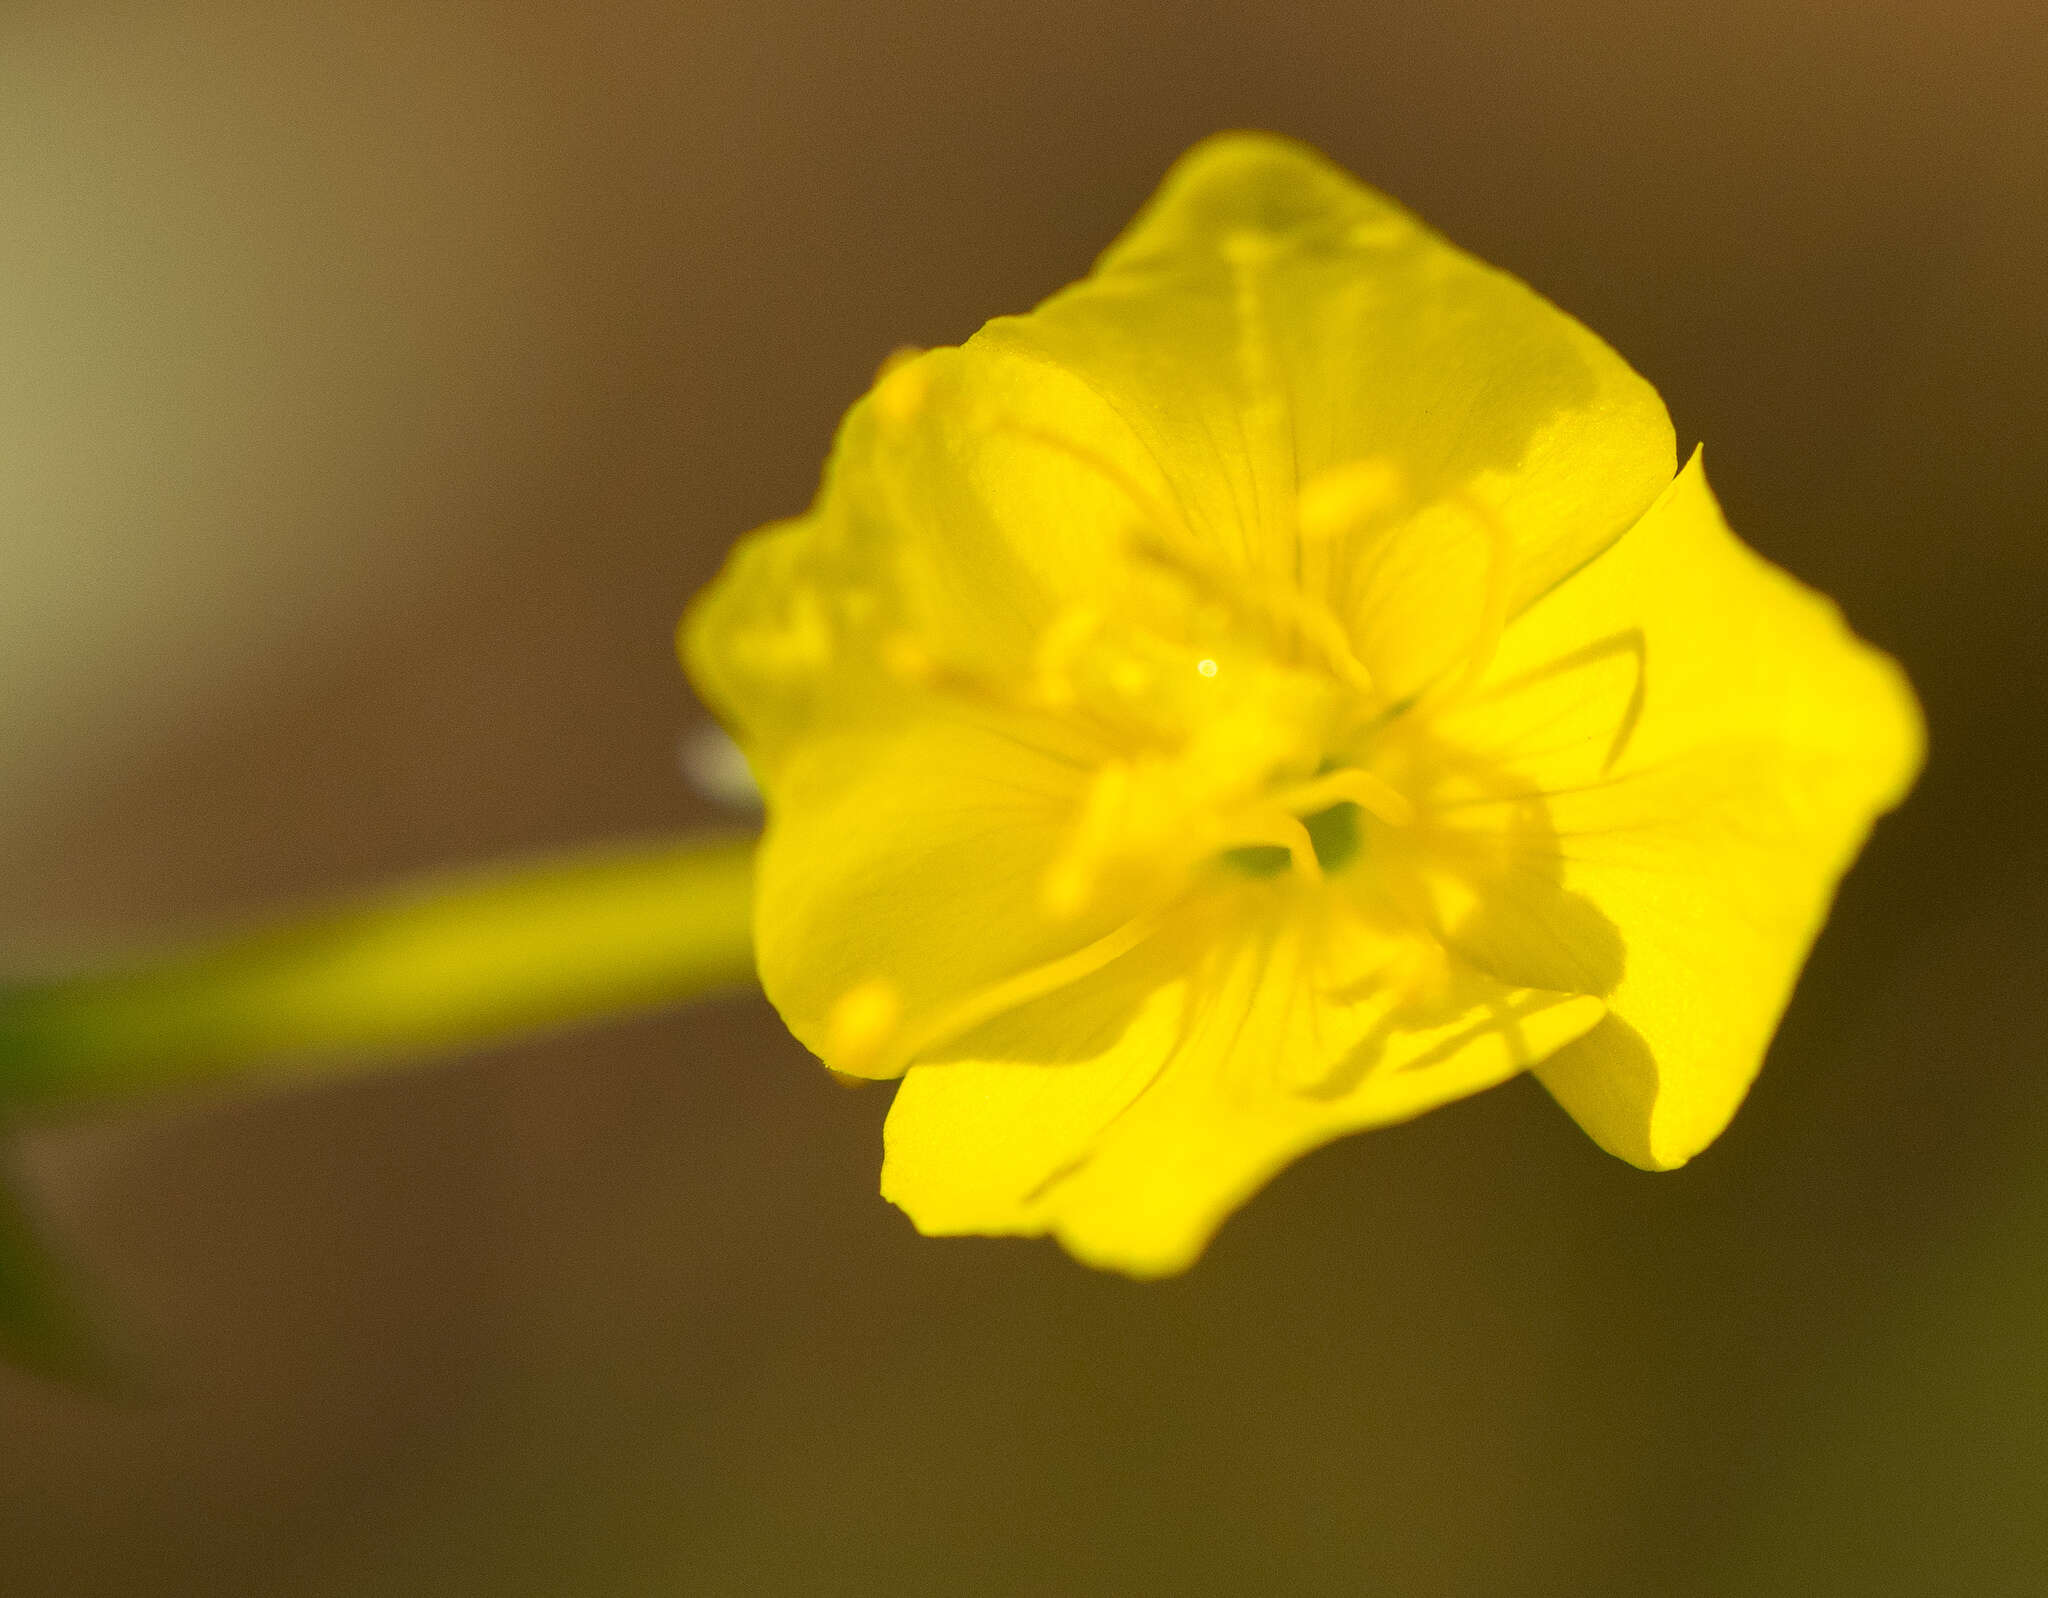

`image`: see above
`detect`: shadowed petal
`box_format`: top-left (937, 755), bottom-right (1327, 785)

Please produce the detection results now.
top-left (882, 897), bottom-right (1605, 1275)
top-left (982, 132), bottom-right (1677, 695)
top-left (1430, 451), bottom-right (1923, 1167)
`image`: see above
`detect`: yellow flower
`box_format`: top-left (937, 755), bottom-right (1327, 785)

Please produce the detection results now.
top-left (683, 133), bottom-right (1923, 1276)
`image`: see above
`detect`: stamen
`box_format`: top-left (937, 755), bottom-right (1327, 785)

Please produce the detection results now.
top-left (988, 412), bottom-right (1379, 705)
top-left (987, 418), bottom-right (1193, 558)
top-left (872, 346), bottom-right (930, 426)
top-left (1295, 457), bottom-right (1404, 636)
top-left (1292, 604), bottom-right (1379, 699)
top-left (1041, 762), bottom-right (1134, 919)
top-left (826, 979), bottom-right (905, 1075)
top-left (1296, 458), bottom-right (1405, 543)
top-left (864, 904), bottom-right (1172, 1077)
top-left (1451, 489), bottom-right (1513, 691)
top-left (1127, 529), bottom-right (1376, 698)
top-left (1274, 766), bottom-right (1417, 829)
top-left (1415, 489), bottom-right (1514, 712)
top-left (1031, 606), bottom-right (1103, 709)
top-left (1222, 810), bottom-right (1324, 886)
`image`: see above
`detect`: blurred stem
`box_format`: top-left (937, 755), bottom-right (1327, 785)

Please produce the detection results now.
top-left (0, 1161), bottom-right (126, 1387)
top-left (0, 833), bottom-right (757, 1119)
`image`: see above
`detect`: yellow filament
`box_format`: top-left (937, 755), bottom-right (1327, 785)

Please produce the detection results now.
top-left (1041, 762), bottom-right (1135, 919)
top-left (1416, 489), bottom-right (1515, 712)
top-left (990, 413), bottom-right (1376, 703)
top-left (1274, 766), bottom-right (1417, 829)
top-left (1296, 458), bottom-right (1405, 543)
top-left (1453, 489), bottom-right (1513, 688)
top-left (1290, 599), bottom-right (1379, 699)
top-left (1127, 527), bottom-right (1376, 698)
top-left (867, 904), bottom-right (1172, 1076)
top-left (1295, 457), bottom-right (1406, 634)
top-left (1225, 810), bottom-right (1325, 884)
top-left (1031, 606), bottom-right (1104, 708)
top-left (988, 418), bottom-right (1192, 557)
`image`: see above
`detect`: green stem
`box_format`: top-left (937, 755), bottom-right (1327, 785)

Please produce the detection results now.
top-left (0, 833), bottom-right (757, 1118)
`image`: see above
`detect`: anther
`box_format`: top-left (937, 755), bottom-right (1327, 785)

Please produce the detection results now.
top-left (826, 979), bottom-right (903, 1076)
top-left (879, 632), bottom-right (937, 684)
top-left (863, 907), bottom-right (1171, 1078)
top-left (1297, 458), bottom-right (1405, 542)
top-left (1041, 763), bottom-right (1134, 919)
top-left (872, 346), bottom-right (930, 426)
top-left (1031, 607), bottom-right (1102, 709)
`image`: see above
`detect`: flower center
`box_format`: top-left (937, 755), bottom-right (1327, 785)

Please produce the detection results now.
top-left (831, 386), bottom-right (1536, 1074)
top-left (1029, 589), bottom-right (1419, 920)
top-left (1223, 797), bottom-right (1363, 878)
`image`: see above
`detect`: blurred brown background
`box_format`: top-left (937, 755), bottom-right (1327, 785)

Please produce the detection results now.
top-left (2, 1), bottom-right (2044, 1593)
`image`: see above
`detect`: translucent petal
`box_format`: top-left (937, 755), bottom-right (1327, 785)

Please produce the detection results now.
top-left (686, 346), bottom-right (1210, 749)
top-left (682, 134), bottom-right (1916, 1275)
top-left (881, 888), bottom-right (1606, 1275)
top-left (1426, 451), bottom-right (1923, 1168)
top-left (681, 133), bottom-right (1679, 1088)
top-left (745, 700), bottom-right (1115, 1079)
top-left (980, 132), bottom-right (1678, 695)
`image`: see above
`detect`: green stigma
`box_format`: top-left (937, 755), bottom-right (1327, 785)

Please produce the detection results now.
top-left (1302, 800), bottom-right (1364, 871)
top-left (1222, 800), bottom-right (1364, 878)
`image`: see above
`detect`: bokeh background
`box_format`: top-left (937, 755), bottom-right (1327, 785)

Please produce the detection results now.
top-left (2, 2), bottom-right (2044, 1592)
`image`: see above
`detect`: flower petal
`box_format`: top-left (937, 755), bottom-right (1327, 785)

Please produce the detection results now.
top-left (979, 132), bottom-right (1677, 696)
top-left (1428, 451), bottom-right (1923, 1168)
top-left (683, 361), bottom-right (1211, 1076)
top-left (881, 899), bottom-right (1606, 1276)
top-left (747, 701), bottom-right (1125, 1079)
top-left (681, 133), bottom-right (1682, 1087)
top-left (680, 352), bottom-right (1143, 779)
